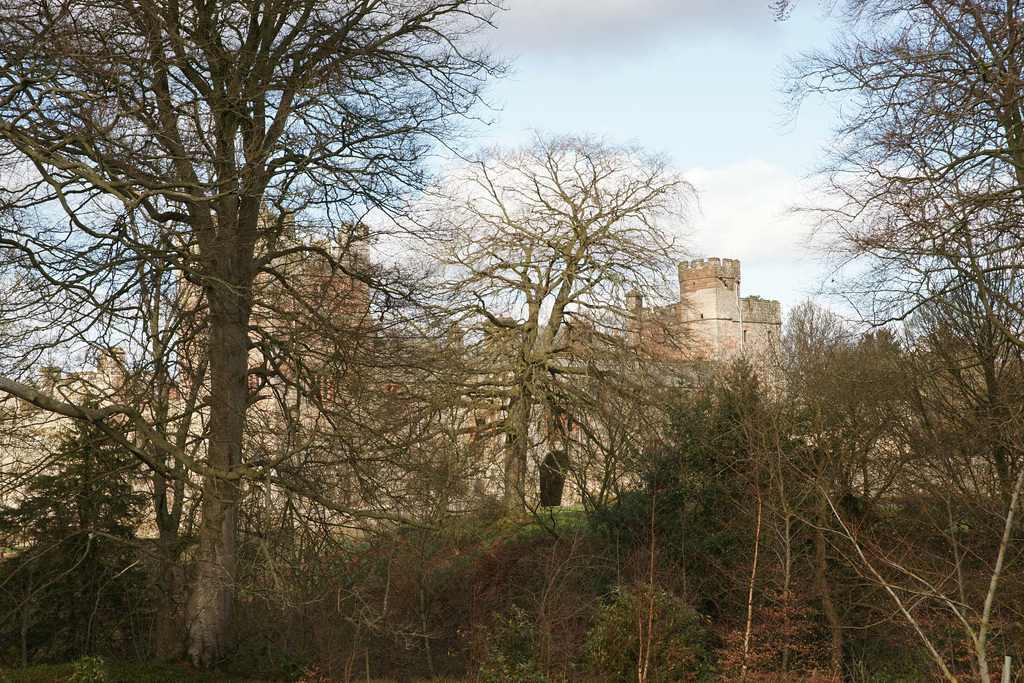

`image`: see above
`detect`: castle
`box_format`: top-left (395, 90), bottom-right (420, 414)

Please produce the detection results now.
top-left (0, 252), bottom-right (783, 517)
top-left (628, 257), bottom-right (782, 366)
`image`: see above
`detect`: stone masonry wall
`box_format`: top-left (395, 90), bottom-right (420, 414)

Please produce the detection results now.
top-left (632, 257), bottom-right (782, 366)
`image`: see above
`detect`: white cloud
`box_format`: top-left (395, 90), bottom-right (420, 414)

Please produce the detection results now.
top-left (683, 159), bottom-right (826, 307)
top-left (686, 159), bottom-right (806, 263)
top-left (493, 0), bottom-right (778, 54)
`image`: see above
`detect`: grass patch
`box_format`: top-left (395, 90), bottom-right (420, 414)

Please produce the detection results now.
top-left (0, 661), bottom-right (463, 683)
top-left (0, 661), bottom-right (275, 683)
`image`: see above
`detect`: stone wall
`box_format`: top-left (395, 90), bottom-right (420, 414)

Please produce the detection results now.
top-left (631, 257), bottom-right (782, 367)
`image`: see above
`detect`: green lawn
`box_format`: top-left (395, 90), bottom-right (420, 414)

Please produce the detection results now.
top-left (0, 661), bottom-right (459, 683)
top-left (0, 661), bottom-right (279, 683)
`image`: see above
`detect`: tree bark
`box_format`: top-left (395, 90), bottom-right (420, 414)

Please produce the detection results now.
top-left (503, 389), bottom-right (533, 511)
top-left (153, 475), bottom-right (186, 661)
top-left (184, 227), bottom-right (254, 667)
top-left (813, 512), bottom-right (843, 677)
top-left (539, 448), bottom-right (569, 507)
top-left (155, 551), bottom-right (185, 660)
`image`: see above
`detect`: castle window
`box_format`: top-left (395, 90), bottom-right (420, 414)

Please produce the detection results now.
top-left (743, 330), bottom-right (748, 343)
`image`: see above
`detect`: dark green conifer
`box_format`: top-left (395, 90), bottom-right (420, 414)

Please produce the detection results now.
top-left (0, 418), bottom-right (148, 664)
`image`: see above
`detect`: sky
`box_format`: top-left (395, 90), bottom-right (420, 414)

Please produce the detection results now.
top-left (467, 0), bottom-right (842, 312)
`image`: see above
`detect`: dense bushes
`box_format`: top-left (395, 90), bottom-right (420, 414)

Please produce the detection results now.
top-left (584, 584), bottom-right (713, 682)
top-left (217, 507), bottom-right (719, 681)
top-left (6, 351), bottom-right (1024, 682)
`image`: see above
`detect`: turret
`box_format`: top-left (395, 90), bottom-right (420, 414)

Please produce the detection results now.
top-left (624, 288), bottom-right (644, 343)
top-left (39, 366), bottom-right (62, 392)
top-left (678, 257), bottom-right (741, 296)
top-left (97, 347), bottom-right (126, 382)
top-left (625, 288), bottom-right (643, 311)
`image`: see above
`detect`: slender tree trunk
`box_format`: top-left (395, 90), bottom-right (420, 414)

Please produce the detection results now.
top-left (418, 579), bottom-right (436, 678)
top-left (948, 499), bottom-right (980, 680)
top-left (19, 591), bottom-right (31, 668)
top-left (148, 277), bottom-right (188, 660)
top-left (154, 477), bottom-right (187, 660)
top-left (813, 511), bottom-right (843, 676)
top-left (781, 511), bottom-right (793, 674)
top-left (152, 456), bottom-right (186, 658)
top-left (637, 494), bottom-right (658, 683)
top-left (741, 484), bottom-right (763, 679)
top-left (154, 536), bottom-right (185, 660)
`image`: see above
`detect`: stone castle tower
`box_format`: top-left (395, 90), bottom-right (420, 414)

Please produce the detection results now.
top-left (628, 257), bottom-right (782, 365)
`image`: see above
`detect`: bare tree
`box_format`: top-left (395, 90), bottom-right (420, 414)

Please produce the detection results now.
top-left (789, 0), bottom-right (1024, 344)
top-left (774, 299), bottom-right (1024, 680)
top-left (788, 4), bottom-right (1024, 676)
top-left (418, 133), bottom-right (691, 511)
top-left (0, 0), bottom-right (500, 666)
top-left (781, 302), bottom-right (912, 675)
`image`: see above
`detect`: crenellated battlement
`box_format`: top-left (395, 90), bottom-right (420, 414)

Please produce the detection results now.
top-left (679, 257), bottom-right (741, 278)
top-left (678, 257), bottom-right (741, 293)
top-left (740, 297), bottom-right (781, 325)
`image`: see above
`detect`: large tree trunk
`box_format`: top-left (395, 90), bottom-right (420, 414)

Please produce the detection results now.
top-left (539, 448), bottom-right (569, 507)
top-left (503, 389), bottom-right (533, 511)
top-left (186, 475), bottom-right (239, 668)
top-left (185, 235), bottom-right (253, 667)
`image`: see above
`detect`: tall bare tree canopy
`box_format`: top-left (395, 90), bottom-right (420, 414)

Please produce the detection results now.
top-left (419, 134), bottom-right (691, 510)
top-left (0, 0), bottom-right (500, 667)
top-left (789, 0), bottom-right (1024, 344)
